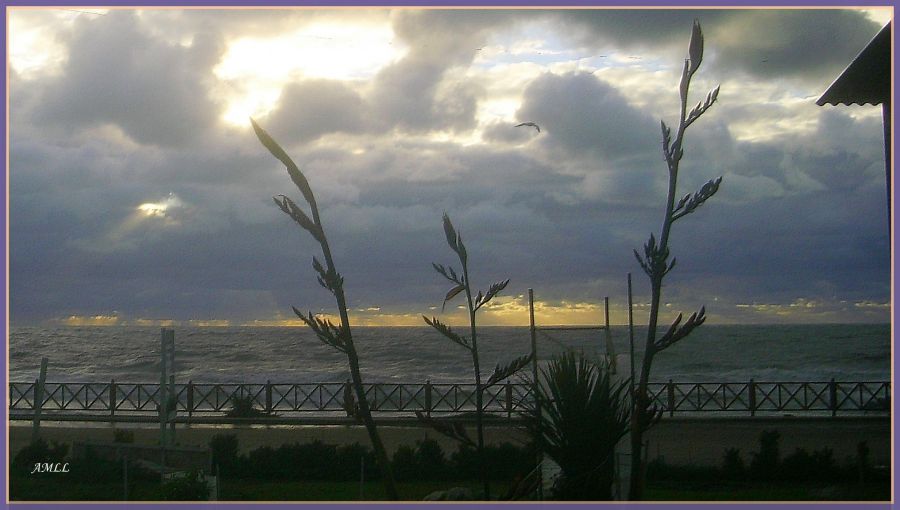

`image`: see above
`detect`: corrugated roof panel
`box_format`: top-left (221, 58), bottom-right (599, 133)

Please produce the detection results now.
top-left (817, 22), bottom-right (891, 106)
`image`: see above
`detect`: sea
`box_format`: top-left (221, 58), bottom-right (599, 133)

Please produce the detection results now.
top-left (7, 324), bottom-right (891, 384)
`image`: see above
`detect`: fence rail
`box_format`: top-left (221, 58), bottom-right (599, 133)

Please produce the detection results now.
top-left (8, 380), bottom-right (890, 421)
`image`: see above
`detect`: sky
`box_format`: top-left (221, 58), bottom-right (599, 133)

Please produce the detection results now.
top-left (7, 7), bottom-right (893, 327)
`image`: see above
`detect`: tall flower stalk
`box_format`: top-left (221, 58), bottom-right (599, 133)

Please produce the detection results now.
top-left (251, 119), bottom-right (399, 500)
top-left (419, 213), bottom-right (532, 500)
top-left (629, 20), bottom-right (722, 500)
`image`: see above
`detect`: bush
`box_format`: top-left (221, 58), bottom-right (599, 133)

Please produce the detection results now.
top-left (526, 352), bottom-right (630, 500)
top-left (749, 430), bottom-right (780, 480)
top-left (11, 439), bottom-right (69, 478)
top-left (722, 448), bottom-right (746, 480)
top-left (208, 437), bottom-right (533, 484)
top-left (391, 445), bottom-right (418, 481)
top-left (161, 469), bottom-right (210, 501)
top-left (391, 439), bottom-right (449, 481)
top-left (210, 434), bottom-right (239, 477)
top-left (646, 456), bottom-right (718, 482)
top-left (226, 394), bottom-right (269, 418)
top-left (451, 442), bottom-right (534, 482)
top-left (780, 447), bottom-right (839, 482)
top-left (113, 429), bottom-right (135, 444)
top-left (336, 442), bottom-right (379, 481)
top-left (65, 444), bottom-right (156, 483)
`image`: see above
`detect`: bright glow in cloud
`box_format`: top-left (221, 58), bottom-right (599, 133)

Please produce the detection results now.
top-left (57, 314), bottom-right (121, 326)
top-left (215, 21), bottom-right (407, 125)
top-left (138, 193), bottom-right (183, 218)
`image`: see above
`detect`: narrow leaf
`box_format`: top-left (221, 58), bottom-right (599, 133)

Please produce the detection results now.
top-left (443, 284), bottom-right (466, 311)
top-left (442, 213), bottom-right (458, 253)
top-left (252, 119), bottom-right (317, 208)
top-left (423, 316), bottom-right (471, 350)
top-left (486, 353), bottom-right (534, 387)
top-left (475, 279), bottom-right (510, 311)
top-left (415, 412), bottom-right (475, 448)
top-left (688, 19), bottom-right (703, 72)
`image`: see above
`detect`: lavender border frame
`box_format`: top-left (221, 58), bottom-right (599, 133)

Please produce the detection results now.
top-left (0, 1), bottom-right (894, 509)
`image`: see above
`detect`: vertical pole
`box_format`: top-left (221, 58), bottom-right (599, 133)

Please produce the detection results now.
top-left (883, 101), bottom-right (891, 235)
top-left (604, 296), bottom-right (616, 374)
top-left (505, 381), bottom-right (513, 420)
top-left (110, 379), bottom-right (117, 418)
top-left (829, 378), bottom-right (838, 417)
top-left (159, 329), bottom-right (168, 449)
top-left (123, 455), bottom-right (128, 501)
top-left (166, 330), bottom-right (176, 443)
top-left (749, 379), bottom-right (756, 417)
top-left (265, 380), bottom-right (273, 416)
top-left (627, 274), bottom-right (636, 400)
top-left (32, 357), bottom-right (48, 442)
top-left (667, 379), bottom-right (675, 417)
top-left (527, 288), bottom-right (542, 500)
top-left (215, 463), bottom-right (220, 501)
top-left (187, 380), bottom-right (194, 423)
top-left (359, 455), bottom-right (365, 500)
top-left (425, 380), bottom-right (432, 418)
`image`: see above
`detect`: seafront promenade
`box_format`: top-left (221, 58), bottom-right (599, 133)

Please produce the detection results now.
top-left (9, 416), bottom-right (890, 468)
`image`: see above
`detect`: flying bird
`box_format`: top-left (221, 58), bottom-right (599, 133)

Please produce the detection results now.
top-left (515, 122), bottom-right (541, 133)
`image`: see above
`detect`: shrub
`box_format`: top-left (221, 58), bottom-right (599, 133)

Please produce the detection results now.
top-left (749, 430), bottom-right (780, 480)
top-left (415, 439), bottom-right (449, 480)
top-left (11, 439), bottom-right (69, 478)
top-left (391, 445), bottom-right (419, 481)
top-left (721, 447), bottom-right (746, 480)
top-left (527, 352), bottom-right (630, 500)
top-left (780, 446), bottom-right (838, 482)
top-left (161, 469), bottom-right (210, 501)
top-left (226, 394), bottom-right (269, 418)
top-left (210, 434), bottom-right (239, 477)
top-left (113, 429), bottom-right (135, 444)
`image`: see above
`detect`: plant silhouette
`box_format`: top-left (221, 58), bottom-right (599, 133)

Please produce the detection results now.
top-left (528, 352), bottom-right (630, 500)
top-left (251, 119), bottom-right (399, 500)
top-left (629, 20), bottom-right (723, 500)
top-left (419, 213), bottom-right (532, 500)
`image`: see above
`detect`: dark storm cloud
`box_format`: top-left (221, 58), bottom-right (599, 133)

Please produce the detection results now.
top-left (31, 10), bottom-right (224, 147)
top-left (263, 80), bottom-right (369, 143)
top-left (365, 10), bottom-right (510, 133)
top-left (549, 9), bottom-right (882, 83)
top-left (517, 71), bottom-right (658, 160)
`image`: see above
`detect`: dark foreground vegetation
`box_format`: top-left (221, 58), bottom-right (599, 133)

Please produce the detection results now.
top-left (10, 430), bottom-right (889, 501)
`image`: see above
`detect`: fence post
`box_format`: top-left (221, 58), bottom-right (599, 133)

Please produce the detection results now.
top-left (265, 380), bottom-right (273, 415)
top-left (748, 379), bottom-right (756, 417)
top-left (829, 378), bottom-right (837, 417)
top-left (425, 380), bottom-right (432, 418)
top-left (505, 381), bottom-right (513, 420)
top-left (32, 357), bottom-right (48, 442)
top-left (667, 379), bottom-right (675, 417)
top-left (110, 379), bottom-right (116, 417)
top-left (187, 380), bottom-right (194, 423)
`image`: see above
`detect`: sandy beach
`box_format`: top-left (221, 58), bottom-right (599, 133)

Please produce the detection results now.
top-left (10, 416), bottom-right (889, 467)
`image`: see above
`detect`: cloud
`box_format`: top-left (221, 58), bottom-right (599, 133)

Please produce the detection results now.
top-left (262, 79), bottom-right (369, 143)
top-left (8, 8), bottom-right (889, 326)
top-left (30, 10), bottom-right (224, 147)
top-left (517, 71), bottom-right (658, 160)
top-left (549, 9), bottom-right (882, 84)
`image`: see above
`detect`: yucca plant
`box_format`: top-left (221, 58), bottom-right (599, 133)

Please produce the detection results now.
top-left (527, 352), bottom-right (630, 500)
top-left (629, 20), bottom-right (723, 499)
top-left (418, 213), bottom-right (532, 500)
top-left (251, 119), bottom-right (399, 499)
